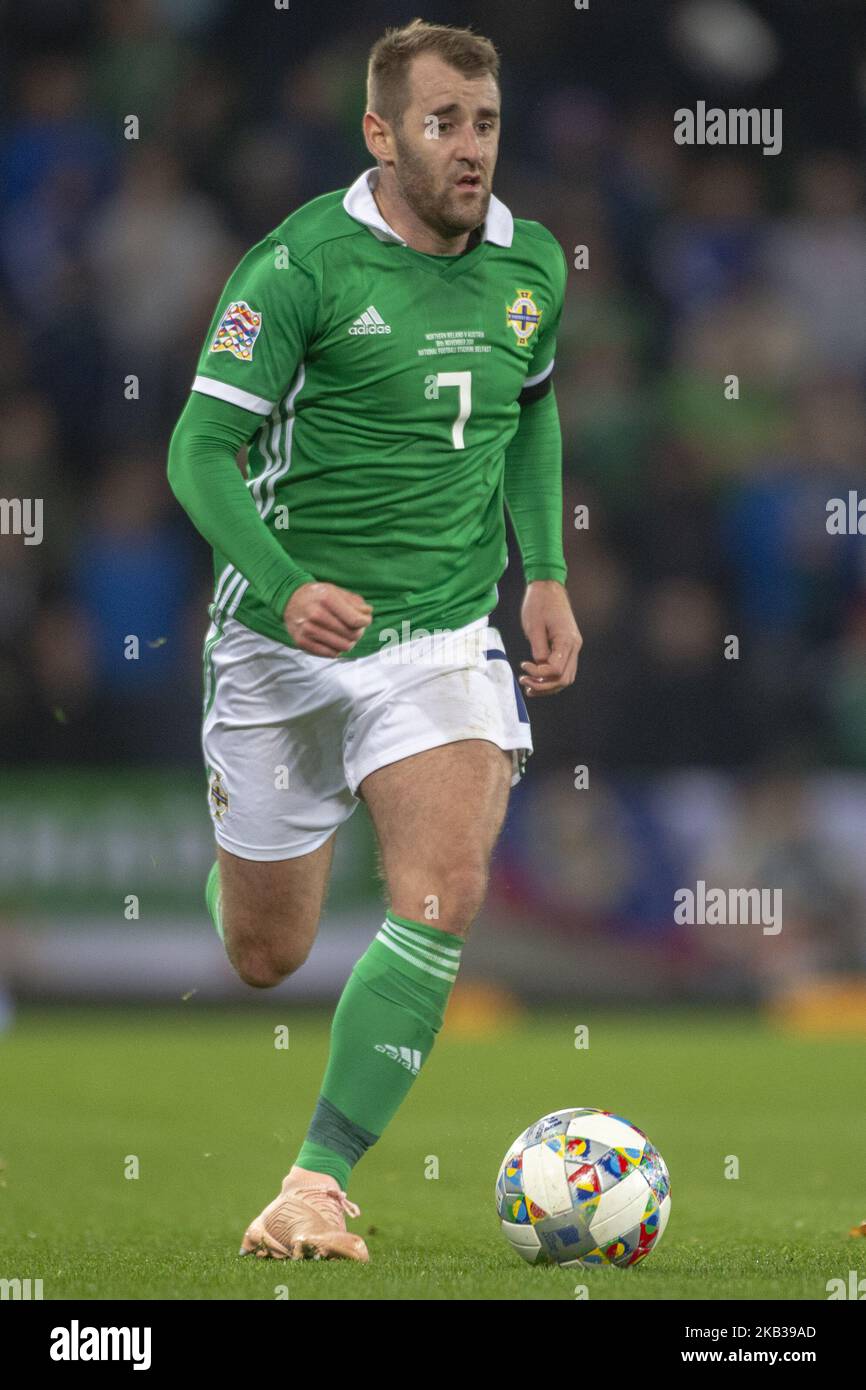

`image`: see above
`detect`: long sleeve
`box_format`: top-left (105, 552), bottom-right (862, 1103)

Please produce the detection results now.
top-left (167, 390), bottom-right (315, 621)
top-left (503, 385), bottom-right (567, 584)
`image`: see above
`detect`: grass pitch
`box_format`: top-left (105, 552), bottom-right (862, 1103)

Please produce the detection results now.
top-left (0, 1005), bottom-right (862, 1300)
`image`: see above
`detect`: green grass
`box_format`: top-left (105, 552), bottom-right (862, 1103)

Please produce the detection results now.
top-left (0, 1006), bottom-right (863, 1299)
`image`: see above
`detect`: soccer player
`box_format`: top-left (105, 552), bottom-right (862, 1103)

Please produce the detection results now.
top-left (167, 19), bottom-right (581, 1262)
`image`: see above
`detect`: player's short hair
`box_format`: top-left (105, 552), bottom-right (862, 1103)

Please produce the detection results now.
top-left (366, 18), bottom-right (500, 128)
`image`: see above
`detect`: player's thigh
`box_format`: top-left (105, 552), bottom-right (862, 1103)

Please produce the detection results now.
top-left (359, 738), bottom-right (512, 933)
top-left (202, 617), bottom-right (358, 977)
top-left (217, 835), bottom-right (336, 979)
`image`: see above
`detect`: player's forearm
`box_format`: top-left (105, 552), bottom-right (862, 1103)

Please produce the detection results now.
top-left (167, 392), bottom-right (315, 620)
top-left (503, 386), bottom-right (567, 584)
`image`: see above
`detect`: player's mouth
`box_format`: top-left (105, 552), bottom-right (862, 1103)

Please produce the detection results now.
top-left (455, 173), bottom-right (483, 190)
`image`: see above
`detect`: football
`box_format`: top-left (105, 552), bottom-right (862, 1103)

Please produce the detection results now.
top-left (495, 1107), bottom-right (671, 1268)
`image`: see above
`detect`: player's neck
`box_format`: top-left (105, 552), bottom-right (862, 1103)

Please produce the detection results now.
top-left (372, 175), bottom-right (481, 257)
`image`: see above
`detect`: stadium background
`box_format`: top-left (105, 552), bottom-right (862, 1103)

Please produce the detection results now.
top-left (1, 0), bottom-right (866, 1023)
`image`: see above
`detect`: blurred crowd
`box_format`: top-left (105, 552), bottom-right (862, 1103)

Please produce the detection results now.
top-left (1, 0), bottom-right (865, 773)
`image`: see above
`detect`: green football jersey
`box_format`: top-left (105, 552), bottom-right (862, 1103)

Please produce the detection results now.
top-left (191, 166), bottom-right (567, 657)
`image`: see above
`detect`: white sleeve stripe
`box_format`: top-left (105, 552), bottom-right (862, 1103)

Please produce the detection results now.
top-left (191, 375), bottom-right (275, 416)
top-left (523, 358), bottom-right (555, 389)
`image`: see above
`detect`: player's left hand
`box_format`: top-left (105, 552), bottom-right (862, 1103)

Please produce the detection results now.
top-left (518, 580), bottom-right (582, 698)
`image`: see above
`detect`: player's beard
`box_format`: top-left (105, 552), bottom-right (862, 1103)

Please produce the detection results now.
top-left (392, 128), bottom-right (490, 239)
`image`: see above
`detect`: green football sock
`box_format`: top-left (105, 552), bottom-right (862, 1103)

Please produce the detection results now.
top-left (205, 861), bottom-right (224, 943)
top-left (293, 911), bottom-right (463, 1189)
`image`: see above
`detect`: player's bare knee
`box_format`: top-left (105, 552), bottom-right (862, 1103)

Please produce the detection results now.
top-left (446, 862), bottom-right (490, 928)
top-left (223, 905), bottom-right (315, 988)
top-left (231, 950), bottom-right (284, 989)
top-left (229, 938), bottom-right (310, 989)
top-left (397, 860), bottom-right (489, 935)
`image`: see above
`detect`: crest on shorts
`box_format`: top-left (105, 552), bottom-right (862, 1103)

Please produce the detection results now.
top-left (506, 289), bottom-right (542, 347)
top-left (209, 769), bottom-right (229, 820)
top-left (209, 300), bottom-right (262, 362)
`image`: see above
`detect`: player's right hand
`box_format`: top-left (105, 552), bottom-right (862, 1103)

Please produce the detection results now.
top-left (283, 582), bottom-right (373, 657)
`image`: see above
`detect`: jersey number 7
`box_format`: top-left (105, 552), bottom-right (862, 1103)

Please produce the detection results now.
top-left (433, 371), bottom-right (472, 450)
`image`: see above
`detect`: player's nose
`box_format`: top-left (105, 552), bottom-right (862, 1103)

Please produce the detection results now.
top-left (454, 126), bottom-right (484, 164)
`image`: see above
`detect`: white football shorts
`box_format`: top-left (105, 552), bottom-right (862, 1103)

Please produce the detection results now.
top-left (200, 613), bottom-right (533, 861)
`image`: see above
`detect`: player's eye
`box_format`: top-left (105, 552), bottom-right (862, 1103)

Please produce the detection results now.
top-left (437, 121), bottom-right (452, 133)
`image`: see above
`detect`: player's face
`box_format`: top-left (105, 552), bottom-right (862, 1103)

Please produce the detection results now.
top-left (393, 54), bottom-right (500, 238)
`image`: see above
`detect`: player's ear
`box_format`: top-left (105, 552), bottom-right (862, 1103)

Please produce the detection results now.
top-left (363, 110), bottom-right (394, 164)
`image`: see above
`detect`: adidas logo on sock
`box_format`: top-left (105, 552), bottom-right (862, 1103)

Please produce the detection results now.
top-left (374, 1043), bottom-right (422, 1075)
top-left (349, 305), bottom-right (392, 335)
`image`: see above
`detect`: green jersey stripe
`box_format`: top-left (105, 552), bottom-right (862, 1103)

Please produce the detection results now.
top-left (192, 373), bottom-right (274, 416)
top-left (211, 364), bottom-right (305, 621)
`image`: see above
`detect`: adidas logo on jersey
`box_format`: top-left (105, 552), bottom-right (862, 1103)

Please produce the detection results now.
top-left (374, 1043), bottom-right (422, 1074)
top-left (349, 305), bottom-right (392, 335)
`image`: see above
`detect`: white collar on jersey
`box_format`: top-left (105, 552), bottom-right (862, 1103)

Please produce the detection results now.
top-left (342, 166), bottom-right (514, 248)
